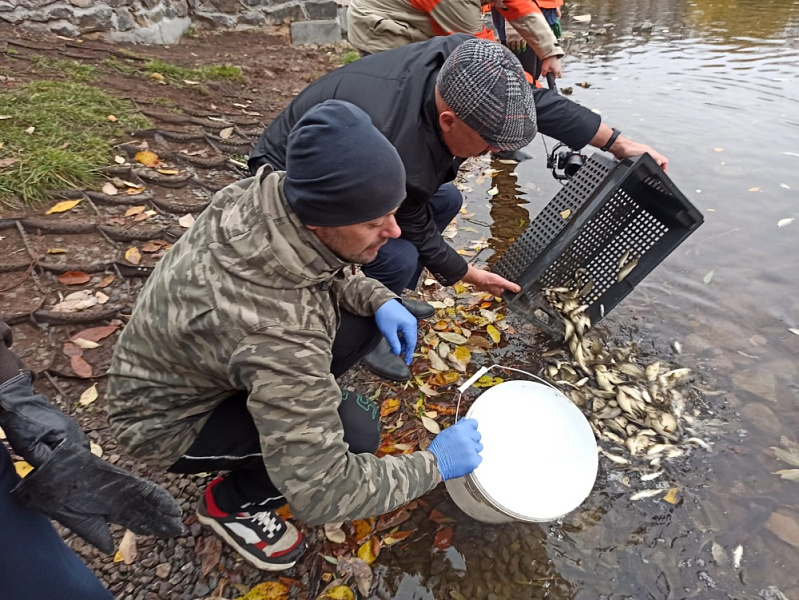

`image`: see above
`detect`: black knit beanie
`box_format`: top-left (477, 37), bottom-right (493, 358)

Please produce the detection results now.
top-left (283, 100), bottom-right (406, 226)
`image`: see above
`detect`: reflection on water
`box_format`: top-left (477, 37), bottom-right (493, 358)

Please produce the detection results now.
top-left (376, 1), bottom-right (799, 598)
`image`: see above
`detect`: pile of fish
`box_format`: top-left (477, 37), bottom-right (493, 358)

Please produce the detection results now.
top-left (542, 278), bottom-right (711, 483)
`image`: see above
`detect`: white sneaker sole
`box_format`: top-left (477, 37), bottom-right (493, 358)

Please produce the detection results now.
top-left (196, 511), bottom-right (299, 571)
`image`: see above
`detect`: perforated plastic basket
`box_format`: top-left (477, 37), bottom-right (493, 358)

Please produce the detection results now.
top-left (492, 152), bottom-right (704, 337)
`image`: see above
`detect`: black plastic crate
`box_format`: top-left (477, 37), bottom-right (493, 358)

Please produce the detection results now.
top-left (492, 152), bottom-right (704, 337)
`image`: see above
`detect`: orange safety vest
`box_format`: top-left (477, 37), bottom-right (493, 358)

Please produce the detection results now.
top-left (535, 0), bottom-right (563, 8)
top-left (410, 0), bottom-right (496, 40)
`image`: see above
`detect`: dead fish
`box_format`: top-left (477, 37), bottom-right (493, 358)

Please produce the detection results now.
top-left (618, 249), bottom-right (631, 270)
top-left (645, 361), bottom-right (661, 382)
top-left (640, 470), bottom-right (663, 482)
top-left (600, 447), bottom-right (631, 465)
top-left (618, 362), bottom-right (646, 378)
top-left (617, 257), bottom-right (639, 282)
top-left (630, 489), bottom-right (665, 501)
top-left (732, 544), bottom-right (743, 569)
top-left (659, 368), bottom-right (692, 388)
top-left (685, 437), bottom-right (712, 451)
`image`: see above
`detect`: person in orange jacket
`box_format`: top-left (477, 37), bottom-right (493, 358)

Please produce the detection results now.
top-left (536, 0), bottom-right (564, 38)
top-left (347, 0), bottom-right (564, 79)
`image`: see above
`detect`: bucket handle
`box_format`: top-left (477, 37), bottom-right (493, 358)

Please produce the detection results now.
top-left (454, 364), bottom-right (561, 422)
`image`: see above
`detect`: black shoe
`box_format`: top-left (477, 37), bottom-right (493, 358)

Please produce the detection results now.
top-left (402, 299), bottom-right (435, 319)
top-left (492, 148), bottom-right (533, 163)
top-left (362, 338), bottom-right (411, 382)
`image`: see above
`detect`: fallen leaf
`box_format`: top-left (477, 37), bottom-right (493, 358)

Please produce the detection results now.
top-left (573, 14), bottom-right (591, 22)
top-left (46, 199), bottom-right (82, 214)
top-left (72, 325), bottom-right (119, 344)
top-left (78, 384), bottom-right (99, 406)
top-left (58, 270), bottom-right (91, 285)
top-left (126, 185), bottom-right (146, 195)
top-left (114, 155), bottom-right (126, 164)
top-left (107, 114), bottom-right (117, 122)
top-left (132, 211), bottom-right (151, 222)
top-left (428, 508), bottom-right (455, 524)
top-left (178, 213), bottom-right (196, 228)
top-left (320, 586), bottom-right (354, 600)
top-left (98, 274), bottom-right (116, 288)
top-left (275, 503), bottom-right (293, 520)
top-left (90, 440), bottom-right (103, 457)
top-left (777, 218), bottom-right (794, 228)
top-left (421, 415), bottom-right (440, 434)
top-left (438, 331), bottom-right (467, 345)
top-left (150, 72), bottom-right (165, 81)
top-left (70, 355), bottom-right (93, 378)
top-left (380, 398), bottom-right (400, 417)
top-left (381, 530), bottom-right (413, 546)
top-left (351, 518), bottom-right (374, 543)
top-left (125, 205), bottom-right (146, 217)
top-left (73, 338), bottom-right (100, 349)
top-left (487, 186), bottom-right (499, 196)
top-left (102, 182), bottom-right (119, 196)
top-left (748, 187), bottom-right (760, 192)
top-left (662, 487), bottom-right (680, 504)
top-left (14, 460), bottom-right (33, 478)
top-left (197, 535), bottom-right (223, 578)
top-left (183, 79), bottom-right (200, 85)
top-left (336, 556), bottom-right (373, 597)
top-left (219, 126), bottom-right (235, 139)
top-left (25, 126), bottom-right (35, 135)
top-left (765, 512), bottom-right (799, 548)
top-left (560, 208), bottom-right (572, 219)
top-left (417, 383), bottom-right (440, 397)
top-left (474, 375), bottom-right (504, 388)
top-left (433, 525), bottom-right (454, 551)
top-left (47, 248), bottom-right (67, 254)
top-left (141, 241), bottom-right (163, 253)
top-left (324, 523), bottom-right (347, 544)
top-left (376, 507), bottom-right (412, 532)
top-left (156, 168), bottom-right (180, 175)
top-left (0, 157), bottom-right (19, 168)
top-left (135, 150), bottom-right (162, 167)
top-left (118, 530), bottom-right (138, 564)
top-left (428, 350), bottom-right (449, 372)
top-left (486, 324), bottom-right (501, 344)
top-left (356, 536), bottom-right (380, 565)
top-left (125, 247), bottom-right (142, 265)
top-left (703, 270), bottom-right (715, 284)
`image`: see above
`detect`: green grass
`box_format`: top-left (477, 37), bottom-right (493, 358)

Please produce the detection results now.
top-left (30, 55), bottom-right (97, 81)
top-left (0, 80), bottom-right (151, 207)
top-left (341, 50), bottom-right (360, 65)
top-left (143, 59), bottom-right (243, 83)
top-left (102, 56), bottom-right (139, 76)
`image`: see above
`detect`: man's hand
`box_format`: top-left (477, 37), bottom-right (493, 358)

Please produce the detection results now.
top-left (461, 265), bottom-right (521, 297)
top-left (0, 368), bottom-right (183, 554)
top-left (428, 418), bottom-right (483, 481)
top-left (541, 56), bottom-right (563, 78)
top-left (590, 125), bottom-right (669, 172)
top-left (375, 299), bottom-right (417, 365)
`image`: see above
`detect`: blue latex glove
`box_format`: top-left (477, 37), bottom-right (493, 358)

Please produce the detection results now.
top-left (428, 418), bottom-right (483, 481)
top-left (375, 299), bottom-right (417, 365)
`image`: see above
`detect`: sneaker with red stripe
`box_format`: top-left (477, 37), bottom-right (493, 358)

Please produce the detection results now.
top-left (197, 477), bottom-right (306, 571)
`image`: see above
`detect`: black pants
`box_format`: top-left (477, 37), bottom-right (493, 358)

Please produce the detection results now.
top-left (169, 311), bottom-right (382, 513)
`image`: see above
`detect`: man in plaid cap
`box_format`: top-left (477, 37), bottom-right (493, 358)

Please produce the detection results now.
top-left (249, 35), bottom-right (667, 381)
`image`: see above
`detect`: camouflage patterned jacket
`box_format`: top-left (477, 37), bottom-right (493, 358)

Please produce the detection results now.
top-left (107, 168), bottom-right (441, 524)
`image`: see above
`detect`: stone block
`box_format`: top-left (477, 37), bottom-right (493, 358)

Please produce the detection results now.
top-left (48, 5), bottom-right (74, 19)
top-left (77, 5), bottom-right (114, 31)
top-left (337, 4), bottom-right (346, 33)
top-left (262, 3), bottom-right (303, 24)
top-left (207, 0), bottom-right (239, 12)
top-left (0, 1), bottom-right (14, 11)
top-left (290, 19), bottom-right (340, 45)
top-left (115, 6), bottom-right (135, 29)
top-left (304, 0), bottom-right (336, 19)
top-left (141, 0), bottom-right (160, 9)
top-left (237, 11), bottom-right (265, 25)
top-left (173, 0), bottom-right (188, 18)
top-left (69, 0), bottom-right (93, 7)
top-left (49, 19), bottom-right (80, 36)
top-left (107, 14), bottom-right (190, 43)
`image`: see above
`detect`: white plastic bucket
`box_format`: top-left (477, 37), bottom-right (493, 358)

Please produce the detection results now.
top-left (444, 379), bottom-right (598, 523)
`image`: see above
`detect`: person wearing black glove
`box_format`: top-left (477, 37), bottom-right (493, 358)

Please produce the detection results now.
top-left (0, 320), bottom-right (184, 600)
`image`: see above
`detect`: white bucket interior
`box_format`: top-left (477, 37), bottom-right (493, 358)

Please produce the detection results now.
top-left (445, 380), bottom-right (598, 523)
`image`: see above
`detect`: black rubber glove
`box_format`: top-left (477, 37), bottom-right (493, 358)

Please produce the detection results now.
top-left (0, 372), bottom-right (183, 554)
top-left (0, 321), bottom-right (26, 385)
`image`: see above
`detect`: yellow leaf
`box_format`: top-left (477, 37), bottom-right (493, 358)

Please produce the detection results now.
top-left (451, 346), bottom-right (471, 363)
top-left (239, 581), bottom-right (290, 600)
top-left (748, 187), bottom-right (760, 192)
top-left (90, 441), bottom-right (103, 457)
top-left (79, 383), bottom-right (99, 406)
top-left (113, 550), bottom-right (124, 563)
top-left (45, 199), bottom-right (81, 214)
top-left (560, 208), bottom-right (572, 219)
top-left (135, 150), bottom-right (162, 167)
top-left (124, 205), bottom-right (146, 217)
top-left (47, 248), bottom-right (67, 254)
top-left (125, 185), bottom-right (146, 195)
top-left (486, 324), bottom-right (501, 344)
top-left (125, 247), bottom-right (141, 265)
top-left (474, 375), bottom-right (504, 388)
top-left (321, 586), bottom-right (354, 600)
top-left (156, 168), bottom-right (180, 175)
top-left (150, 72), bottom-right (165, 81)
top-left (357, 536), bottom-right (380, 565)
top-left (453, 283), bottom-right (469, 294)
top-left (14, 460), bottom-right (34, 478)
top-left (118, 530), bottom-right (137, 564)
top-left (380, 398), bottom-right (400, 417)
top-left (663, 487), bottom-right (680, 504)
top-left (107, 114), bottom-right (118, 122)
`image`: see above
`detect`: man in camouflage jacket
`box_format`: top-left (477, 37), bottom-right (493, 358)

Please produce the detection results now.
top-left (107, 101), bottom-right (484, 571)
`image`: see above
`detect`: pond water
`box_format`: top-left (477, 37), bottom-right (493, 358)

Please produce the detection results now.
top-left (374, 1), bottom-right (799, 599)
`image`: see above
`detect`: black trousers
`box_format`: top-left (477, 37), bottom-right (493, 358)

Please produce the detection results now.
top-left (169, 310), bottom-right (383, 513)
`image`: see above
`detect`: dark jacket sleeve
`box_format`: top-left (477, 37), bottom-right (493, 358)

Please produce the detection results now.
top-left (396, 185), bottom-right (469, 286)
top-left (533, 87), bottom-right (602, 149)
